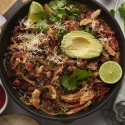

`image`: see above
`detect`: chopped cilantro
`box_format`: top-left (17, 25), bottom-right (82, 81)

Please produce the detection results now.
top-left (56, 22), bottom-right (68, 35)
top-left (57, 28), bottom-right (68, 35)
top-left (62, 75), bottom-right (69, 88)
top-left (36, 19), bottom-right (49, 32)
top-left (118, 2), bottom-right (125, 32)
top-left (110, 9), bottom-right (115, 17)
top-left (49, 0), bottom-right (67, 10)
top-left (46, 107), bottom-right (52, 111)
top-left (48, 15), bottom-right (58, 23)
top-left (54, 10), bottom-right (67, 19)
top-left (62, 70), bottom-right (93, 90)
top-left (84, 26), bottom-right (91, 32)
top-left (66, 4), bottom-right (86, 18)
top-left (60, 107), bottom-right (68, 115)
top-left (36, 10), bottom-right (49, 19)
top-left (56, 0), bottom-right (67, 8)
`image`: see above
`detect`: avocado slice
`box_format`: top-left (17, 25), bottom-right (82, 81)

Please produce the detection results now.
top-left (61, 31), bottom-right (103, 59)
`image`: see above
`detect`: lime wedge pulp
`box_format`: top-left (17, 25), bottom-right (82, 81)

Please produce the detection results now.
top-left (99, 61), bottom-right (122, 84)
top-left (28, 1), bottom-right (43, 22)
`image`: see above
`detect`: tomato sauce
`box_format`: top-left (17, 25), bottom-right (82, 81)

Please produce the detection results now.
top-left (0, 85), bottom-right (6, 109)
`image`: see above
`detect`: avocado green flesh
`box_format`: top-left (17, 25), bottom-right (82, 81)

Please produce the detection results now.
top-left (61, 31), bottom-right (103, 59)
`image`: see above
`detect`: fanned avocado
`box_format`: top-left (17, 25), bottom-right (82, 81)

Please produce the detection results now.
top-left (61, 31), bottom-right (103, 59)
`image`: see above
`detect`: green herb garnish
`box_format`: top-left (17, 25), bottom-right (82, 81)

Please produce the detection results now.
top-left (62, 70), bottom-right (93, 90)
top-left (60, 107), bottom-right (68, 115)
top-left (36, 19), bottom-right (49, 32)
top-left (49, 0), bottom-right (67, 10)
top-left (36, 10), bottom-right (50, 19)
top-left (54, 10), bottom-right (67, 19)
top-left (110, 9), bottom-right (115, 17)
top-left (118, 2), bottom-right (125, 32)
top-left (84, 26), bottom-right (91, 32)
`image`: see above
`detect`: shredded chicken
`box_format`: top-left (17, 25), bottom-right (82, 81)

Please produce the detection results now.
top-left (80, 90), bottom-right (96, 105)
top-left (61, 85), bottom-right (87, 103)
top-left (30, 89), bottom-right (41, 109)
top-left (101, 42), bottom-right (116, 56)
top-left (91, 9), bottom-right (101, 19)
top-left (80, 18), bottom-right (92, 26)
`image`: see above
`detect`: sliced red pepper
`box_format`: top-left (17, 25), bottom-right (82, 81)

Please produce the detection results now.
top-left (95, 87), bottom-right (110, 98)
top-left (57, 100), bottom-right (81, 109)
top-left (56, 91), bottom-right (62, 95)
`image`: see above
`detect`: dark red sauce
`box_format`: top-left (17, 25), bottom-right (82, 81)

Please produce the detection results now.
top-left (0, 85), bottom-right (6, 109)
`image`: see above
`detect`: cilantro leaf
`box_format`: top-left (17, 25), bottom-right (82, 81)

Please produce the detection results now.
top-left (110, 9), bottom-right (115, 17)
top-left (49, 0), bottom-right (67, 10)
top-left (62, 70), bottom-right (93, 90)
top-left (60, 107), bottom-right (68, 115)
top-left (56, 0), bottom-right (67, 8)
top-left (118, 2), bottom-right (125, 17)
top-left (56, 28), bottom-right (68, 35)
top-left (36, 10), bottom-right (49, 19)
top-left (62, 75), bottom-right (69, 88)
top-left (36, 19), bottom-right (49, 32)
top-left (66, 4), bottom-right (85, 18)
top-left (84, 26), bottom-right (91, 33)
top-left (69, 70), bottom-right (93, 81)
top-left (54, 10), bottom-right (67, 19)
top-left (49, 1), bottom-right (58, 10)
top-left (118, 2), bottom-right (125, 32)
top-left (48, 15), bottom-right (58, 23)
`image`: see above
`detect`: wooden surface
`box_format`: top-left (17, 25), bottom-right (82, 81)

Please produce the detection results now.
top-left (0, 0), bottom-right (17, 15)
top-left (0, 0), bottom-right (28, 32)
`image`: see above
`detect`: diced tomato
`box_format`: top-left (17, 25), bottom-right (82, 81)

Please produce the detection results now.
top-left (13, 52), bottom-right (25, 58)
top-left (13, 32), bottom-right (19, 39)
top-left (57, 100), bottom-right (81, 109)
top-left (22, 81), bottom-right (30, 90)
top-left (13, 79), bottom-right (21, 86)
top-left (25, 62), bottom-right (34, 71)
top-left (103, 30), bottom-right (115, 35)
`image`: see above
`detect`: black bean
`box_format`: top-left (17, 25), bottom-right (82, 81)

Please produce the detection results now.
top-left (21, 86), bottom-right (27, 92)
top-left (53, 104), bottom-right (61, 113)
top-left (26, 91), bottom-right (31, 96)
top-left (18, 89), bottom-right (24, 95)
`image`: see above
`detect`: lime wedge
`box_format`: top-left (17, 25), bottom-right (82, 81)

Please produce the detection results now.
top-left (99, 61), bottom-right (122, 84)
top-left (28, 1), bottom-right (43, 22)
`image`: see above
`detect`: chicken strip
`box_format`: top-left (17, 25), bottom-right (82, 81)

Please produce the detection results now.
top-left (30, 89), bottom-right (41, 109)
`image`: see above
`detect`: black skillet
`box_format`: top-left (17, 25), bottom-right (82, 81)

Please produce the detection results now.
top-left (0, 0), bottom-right (125, 122)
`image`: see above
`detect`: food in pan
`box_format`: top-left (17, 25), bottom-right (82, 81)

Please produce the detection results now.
top-left (3, 0), bottom-right (121, 115)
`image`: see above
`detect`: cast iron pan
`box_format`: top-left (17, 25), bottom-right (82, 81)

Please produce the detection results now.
top-left (0, 0), bottom-right (125, 122)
